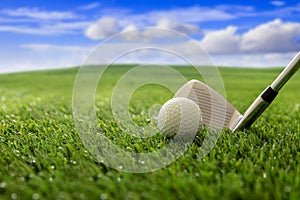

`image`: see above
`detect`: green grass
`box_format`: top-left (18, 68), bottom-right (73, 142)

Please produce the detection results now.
top-left (0, 65), bottom-right (299, 199)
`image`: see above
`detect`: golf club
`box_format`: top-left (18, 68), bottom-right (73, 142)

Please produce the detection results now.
top-left (175, 52), bottom-right (300, 132)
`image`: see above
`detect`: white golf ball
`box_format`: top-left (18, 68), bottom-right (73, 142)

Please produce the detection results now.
top-left (158, 97), bottom-right (203, 137)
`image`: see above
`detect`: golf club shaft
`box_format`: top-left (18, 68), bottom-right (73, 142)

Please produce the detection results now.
top-left (271, 52), bottom-right (300, 91)
top-left (233, 52), bottom-right (300, 132)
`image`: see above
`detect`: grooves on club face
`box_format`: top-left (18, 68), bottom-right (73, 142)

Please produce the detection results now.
top-left (174, 80), bottom-right (242, 131)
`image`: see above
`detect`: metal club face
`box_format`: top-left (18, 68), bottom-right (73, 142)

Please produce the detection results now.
top-left (174, 52), bottom-right (300, 132)
top-left (174, 80), bottom-right (243, 131)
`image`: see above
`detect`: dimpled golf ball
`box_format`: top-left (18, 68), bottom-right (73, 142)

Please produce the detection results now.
top-left (158, 97), bottom-right (202, 138)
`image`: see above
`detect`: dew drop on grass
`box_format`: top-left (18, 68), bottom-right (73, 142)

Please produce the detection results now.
top-left (0, 182), bottom-right (6, 188)
top-left (58, 192), bottom-right (65, 199)
top-left (79, 193), bottom-right (85, 199)
top-left (32, 193), bottom-right (39, 200)
top-left (284, 186), bottom-right (291, 193)
top-left (272, 144), bottom-right (275, 150)
top-left (97, 173), bottom-right (102, 178)
top-left (11, 193), bottom-right (17, 199)
top-left (18, 185), bottom-right (25, 191)
top-left (18, 177), bottom-right (25, 182)
top-left (263, 172), bottom-right (267, 179)
top-left (100, 193), bottom-right (108, 200)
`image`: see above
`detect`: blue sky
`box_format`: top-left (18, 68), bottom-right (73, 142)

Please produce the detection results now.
top-left (0, 0), bottom-right (299, 73)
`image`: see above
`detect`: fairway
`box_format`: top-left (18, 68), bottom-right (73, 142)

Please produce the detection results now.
top-left (0, 66), bottom-right (299, 199)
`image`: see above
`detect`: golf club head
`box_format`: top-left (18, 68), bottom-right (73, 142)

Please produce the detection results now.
top-left (174, 80), bottom-right (242, 131)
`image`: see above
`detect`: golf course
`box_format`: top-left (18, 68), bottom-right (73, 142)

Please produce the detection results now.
top-left (0, 65), bottom-right (299, 199)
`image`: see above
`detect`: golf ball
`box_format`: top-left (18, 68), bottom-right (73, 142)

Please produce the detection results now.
top-left (158, 97), bottom-right (202, 137)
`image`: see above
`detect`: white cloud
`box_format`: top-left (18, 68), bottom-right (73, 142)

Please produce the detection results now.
top-left (0, 17), bottom-right (36, 23)
top-left (0, 39), bottom-right (297, 74)
top-left (142, 6), bottom-right (235, 26)
top-left (92, 4), bottom-right (299, 28)
top-left (46, 21), bottom-right (90, 30)
top-left (261, 3), bottom-right (300, 18)
top-left (1, 5), bottom-right (300, 73)
top-left (121, 25), bottom-right (140, 41)
top-left (78, 2), bottom-right (100, 10)
top-left (211, 52), bottom-right (297, 67)
top-left (156, 18), bottom-right (201, 35)
top-left (145, 6), bottom-right (236, 23)
top-left (84, 17), bottom-right (120, 40)
top-left (81, 4), bottom-right (300, 34)
top-left (241, 19), bottom-right (300, 53)
top-left (270, 1), bottom-right (286, 7)
top-left (0, 25), bottom-right (67, 35)
top-left (211, 3), bottom-right (300, 20)
top-left (0, 21), bottom-right (90, 35)
top-left (200, 26), bottom-right (240, 54)
top-left (20, 44), bottom-right (91, 52)
top-left (0, 7), bottom-right (89, 35)
top-left (84, 5), bottom-right (237, 31)
top-left (85, 17), bottom-right (202, 41)
top-left (99, 4), bottom-right (300, 28)
top-left (1, 7), bottom-right (78, 20)
top-left (200, 19), bottom-right (300, 54)
top-left (0, 44), bottom-right (92, 73)
top-left (80, 18), bottom-right (300, 56)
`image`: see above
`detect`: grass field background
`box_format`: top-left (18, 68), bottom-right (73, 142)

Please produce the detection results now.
top-left (0, 66), bottom-right (299, 199)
